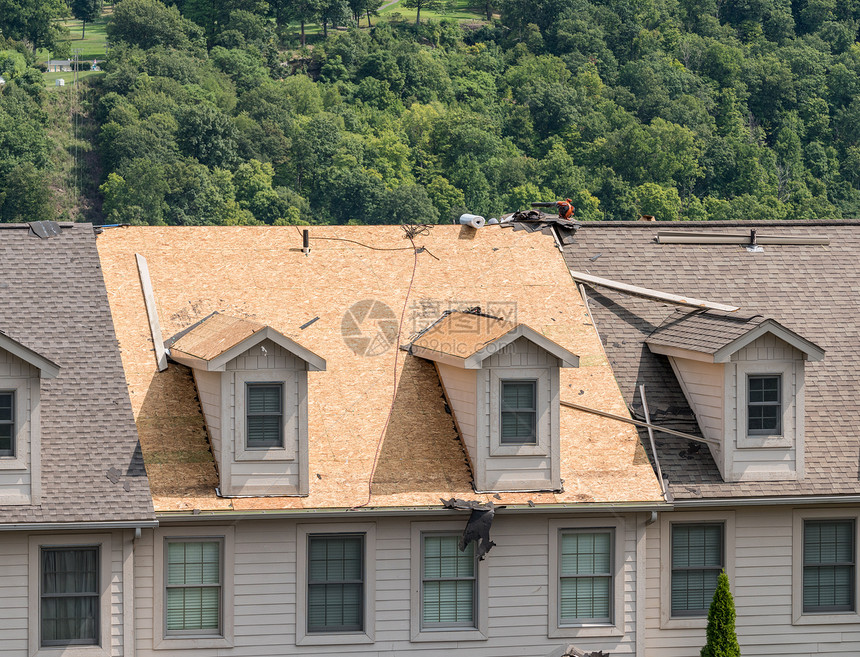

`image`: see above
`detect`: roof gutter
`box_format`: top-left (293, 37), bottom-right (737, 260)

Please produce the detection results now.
top-left (0, 520), bottom-right (159, 532)
top-left (156, 501), bottom-right (672, 523)
top-left (672, 495), bottom-right (860, 508)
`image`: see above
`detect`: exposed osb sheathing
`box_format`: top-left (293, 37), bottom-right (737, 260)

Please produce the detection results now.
top-left (171, 312), bottom-right (264, 360)
top-left (410, 311), bottom-right (515, 358)
top-left (97, 225), bottom-right (663, 512)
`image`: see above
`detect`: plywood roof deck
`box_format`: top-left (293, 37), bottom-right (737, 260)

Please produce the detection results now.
top-left (170, 313), bottom-right (265, 361)
top-left (410, 311), bottom-right (516, 359)
top-left (97, 225), bottom-right (663, 512)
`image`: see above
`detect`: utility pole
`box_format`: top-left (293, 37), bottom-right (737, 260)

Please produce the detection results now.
top-left (72, 47), bottom-right (82, 216)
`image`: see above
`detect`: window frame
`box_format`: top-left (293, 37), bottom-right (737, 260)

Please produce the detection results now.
top-left (0, 389), bottom-right (15, 457)
top-left (163, 538), bottom-right (224, 637)
top-left (669, 522), bottom-right (724, 618)
top-left (659, 511), bottom-right (735, 630)
top-left (296, 522), bottom-right (376, 646)
top-left (499, 379), bottom-right (538, 445)
top-left (558, 529), bottom-right (614, 625)
top-left (548, 517), bottom-right (625, 639)
top-left (233, 370), bottom-right (297, 463)
top-left (0, 377), bottom-right (36, 482)
top-left (792, 509), bottom-right (860, 625)
top-left (307, 533), bottom-right (365, 634)
top-left (746, 374), bottom-right (782, 436)
top-left (28, 533), bottom-right (112, 657)
top-left (39, 546), bottom-right (100, 648)
top-left (245, 382), bottom-right (285, 449)
top-left (735, 360), bottom-right (796, 450)
top-left (153, 526), bottom-right (235, 650)
top-left (409, 520), bottom-right (488, 642)
top-left (488, 367), bottom-right (552, 457)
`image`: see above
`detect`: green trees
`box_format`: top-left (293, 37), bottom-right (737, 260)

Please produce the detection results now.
top-left (70, 0), bottom-right (102, 39)
top-left (106, 0), bottom-right (204, 51)
top-left (701, 571), bottom-right (740, 657)
top-left (0, 0), bottom-right (67, 50)
top-left (402, 0), bottom-right (442, 25)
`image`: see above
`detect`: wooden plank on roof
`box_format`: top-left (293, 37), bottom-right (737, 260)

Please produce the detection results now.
top-left (135, 253), bottom-right (168, 372)
top-left (569, 270), bottom-right (740, 312)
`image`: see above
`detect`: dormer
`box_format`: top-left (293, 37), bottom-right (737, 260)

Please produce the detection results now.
top-left (0, 330), bottom-right (59, 505)
top-left (409, 311), bottom-right (579, 492)
top-left (646, 311), bottom-right (824, 482)
top-left (167, 313), bottom-right (325, 497)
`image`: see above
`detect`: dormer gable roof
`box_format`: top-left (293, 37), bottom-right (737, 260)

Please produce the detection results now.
top-left (408, 310), bottom-right (580, 369)
top-left (0, 329), bottom-right (60, 378)
top-left (646, 310), bottom-right (825, 363)
top-left (167, 312), bottom-right (326, 372)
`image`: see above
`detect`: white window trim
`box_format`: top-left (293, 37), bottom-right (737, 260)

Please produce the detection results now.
top-left (152, 525), bottom-right (235, 650)
top-left (233, 370), bottom-right (296, 462)
top-left (489, 367), bottom-right (551, 457)
top-left (409, 520), bottom-right (488, 642)
top-left (548, 517), bottom-right (625, 638)
top-left (792, 508), bottom-right (860, 625)
top-left (0, 378), bottom-right (32, 471)
top-left (296, 521), bottom-right (376, 646)
top-left (659, 511), bottom-right (735, 630)
top-left (736, 360), bottom-right (797, 449)
top-left (28, 533), bottom-right (112, 657)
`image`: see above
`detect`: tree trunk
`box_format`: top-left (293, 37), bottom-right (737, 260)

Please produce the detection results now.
top-left (301, 20), bottom-right (306, 46)
top-left (416, 2), bottom-right (421, 24)
top-left (82, 20), bottom-right (86, 39)
top-left (485, 1), bottom-right (491, 21)
top-left (367, 9), bottom-right (372, 26)
top-left (323, 19), bottom-right (328, 37)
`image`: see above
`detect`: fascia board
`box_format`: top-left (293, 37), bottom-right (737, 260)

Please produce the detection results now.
top-left (713, 320), bottom-right (825, 363)
top-left (208, 326), bottom-right (327, 372)
top-left (646, 342), bottom-right (716, 363)
top-left (409, 344), bottom-right (470, 369)
top-left (0, 333), bottom-right (60, 378)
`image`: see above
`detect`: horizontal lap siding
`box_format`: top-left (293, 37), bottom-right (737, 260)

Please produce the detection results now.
top-left (646, 507), bottom-right (860, 657)
top-left (135, 513), bottom-right (641, 656)
top-left (0, 534), bottom-right (28, 655)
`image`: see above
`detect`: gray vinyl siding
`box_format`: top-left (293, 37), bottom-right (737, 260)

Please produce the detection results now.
top-left (0, 350), bottom-right (39, 503)
top-left (134, 513), bottom-right (642, 656)
top-left (646, 506), bottom-right (860, 657)
top-left (0, 530), bottom-right (129, 657)
top-left (193, 369), bottom-right (222, 469)
top-left (435, 363), bottom-right (477, 458)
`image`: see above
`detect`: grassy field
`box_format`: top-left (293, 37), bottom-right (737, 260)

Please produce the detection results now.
top-left (378, 0), bottom-right (489, 23)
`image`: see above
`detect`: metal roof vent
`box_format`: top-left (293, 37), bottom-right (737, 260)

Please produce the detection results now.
top-left (28, 221), bottom-right (62, 239)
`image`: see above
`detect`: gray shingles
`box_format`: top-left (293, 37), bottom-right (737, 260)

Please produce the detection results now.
top-left (646, 310), bottom-right (767, 354)
top-left (0, 225), bottom-right (154, 523)
top-left (564, 221), bottom-right (860, 500)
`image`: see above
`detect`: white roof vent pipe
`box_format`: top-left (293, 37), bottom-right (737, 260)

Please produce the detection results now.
top-left (459, 213), bottom-right (485, 229)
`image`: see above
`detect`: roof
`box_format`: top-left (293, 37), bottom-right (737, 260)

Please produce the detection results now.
top-left (0, 330), bottom-right (61, 378)
top-left (96, 225), bottom-right (663, 513)
top-left (409, 311), bottom-right (580, 369)
top-left (645, 310), bottom-right (825, 363)
top-left (562, 220), bottom-right (860, 500)
top-left (0, 224), bottom-right (154, 523)
top-left (168, 312), bottom-right (326, 371)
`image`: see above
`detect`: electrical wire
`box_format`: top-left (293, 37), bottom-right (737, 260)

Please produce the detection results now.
top-left (351, 231), bottom-right (421, 510)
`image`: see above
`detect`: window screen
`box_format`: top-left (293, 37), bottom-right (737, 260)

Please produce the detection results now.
top-left (308, 535), bottom-right (364, 633)
top-left (166, 540), bottom-right (222, 634)
top-left (804, 520), bottom-right (855, 613)
top-left (748, 375), bottom-right (781, 435)
top-left (246, 383), bottom-right (283, 448)
top-left (422, 535), bottom-right (476, 627)
top-left (40, 546), bottom-right (99, 646)
top-left (500, 380), bottom-right (537, 444)
top-left (671, 523), bottom-right (723, 616)
top-left (0, 391), bottom-right (14, 456)
top-left (559, 531), bottom-right (612, 623)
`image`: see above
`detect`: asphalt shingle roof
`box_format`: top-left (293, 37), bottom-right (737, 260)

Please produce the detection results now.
top-left (0, 224), bottom-right (154, 523)
top-left (646, 310), bottom-right (768, 354)
top-left (563, 221), bottom-right (860, 500)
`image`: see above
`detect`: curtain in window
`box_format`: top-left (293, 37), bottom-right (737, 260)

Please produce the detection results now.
top-left (559, 532), bottom-right (611, 622)
top-left (41, 547), bottom-right (99, 645)
top-left (671, 524), bottom-right (722, 614)
top-left (804, 520), bottom-right (855, 612)
top-left (166, 541), bottom-right (221, 631)
top-left (423, 535), bottom-right (475, 625)
top-left (308, 535), bottom-right (363, 632)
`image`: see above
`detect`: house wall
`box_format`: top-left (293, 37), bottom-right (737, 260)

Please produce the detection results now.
top-left (645, 505), bottom-right (860, 657)
top-left (0, 529), bottom-right (131, 657)
top-left (435, 363), bottom-right (478, 461)
top-left (133, 512), bottom-right (645, 657)
top-left (0, 350), bottom-right (40, 504)
top-left (475, 338), bottom-right (561, 492)
top-left (193, 369), bottom-right (221, 469)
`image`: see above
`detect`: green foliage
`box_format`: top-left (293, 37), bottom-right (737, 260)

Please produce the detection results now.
top-left (701, 571), bottom-right (740, 657)
top-left (106, 0), bottom-right (204, 51)
top-left (0, 0), bottom-right (67, 50)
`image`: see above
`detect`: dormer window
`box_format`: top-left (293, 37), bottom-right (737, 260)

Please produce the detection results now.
top-left (500, 380), bottom-right (537, 445)
top-left (0, 391), bottom-right (14, 456)
top-left (247, 383), bottom-right (284, 448)
top-left (408, 310), bottom-right (579, 492)
top-left (166, 312), bottom-right (326, 497)
top-left (747, 375), bottom-right (781, 436)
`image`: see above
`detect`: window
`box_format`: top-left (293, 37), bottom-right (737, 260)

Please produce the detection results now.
top-left (246, 383), bottom-right (283, 448)
top-left (803, 520), bottom-right (855, 613)
top-left (307, 534), bottom-right (364, 633)
top-left (500, 380), bottom-right (537, 444)
top-left (0, 391), bottom-right (13, 456)
top-left (747, 374), bottom-right (781, 435)
top-left (422, 534), bottom-right (476, 628)
top-left (165, 540), bottom-right (222, 635)
top-left (559, 531), bottom-right (612, 624)
top-left (671, 523), bottom-right (724, 617)
top-left (40, 546), bottom-right (99, 647)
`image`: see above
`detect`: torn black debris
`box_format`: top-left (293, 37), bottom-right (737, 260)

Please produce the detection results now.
top-left (440, 497), bottom-right (498, 560)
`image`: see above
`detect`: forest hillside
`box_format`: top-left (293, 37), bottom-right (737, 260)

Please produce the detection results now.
top-left (2, 0), bottom-right (860, 224)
